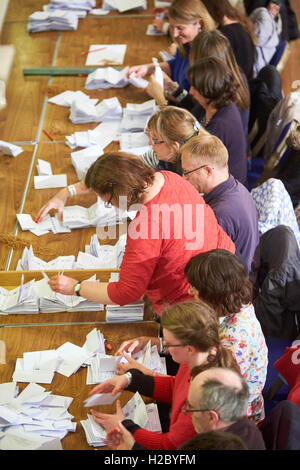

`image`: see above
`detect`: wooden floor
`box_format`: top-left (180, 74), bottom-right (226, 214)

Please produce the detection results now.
top-left (0, 0), bottom-right (300, 451)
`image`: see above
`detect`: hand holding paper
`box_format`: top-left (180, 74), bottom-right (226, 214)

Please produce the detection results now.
top-left (89, 375), bottom-right (130, 397)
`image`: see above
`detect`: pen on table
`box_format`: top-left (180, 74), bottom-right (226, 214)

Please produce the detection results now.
top-left (81, 47), bottom-right (107, 56)
top-left (43, 129), bottom-right (54, 141)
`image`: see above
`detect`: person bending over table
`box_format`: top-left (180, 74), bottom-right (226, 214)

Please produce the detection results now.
top-left (36, 152), bottom-right (235, 321)
top-left (128, 0), bottom-right (216, 94)
top-left (142, 106), bottom-right (209, 173)
top-left (87, 301), bottom-right (238, 450)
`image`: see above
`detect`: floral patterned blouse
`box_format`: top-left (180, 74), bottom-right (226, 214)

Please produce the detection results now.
top-left (219, 303), bottom-right (268, 423)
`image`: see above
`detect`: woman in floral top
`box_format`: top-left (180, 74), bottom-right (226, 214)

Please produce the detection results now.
top-left (185, 249), bottom-right (268, 424)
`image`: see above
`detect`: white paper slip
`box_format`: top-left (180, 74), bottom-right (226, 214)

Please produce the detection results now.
top-left (129, 72), bottom-right (148, 89)
top-left (37, 159), bottom-right (52, 176)
top-left (34, 174), bottom-right (67, 189)
top-left (90, 9), bottom-right (110, 15)
top-left (85, 44), bottom-right (127, 66)
top-left (0, 140), bottom-right (23, 157)
top-left (114, 0), bottom-right (146, 12)
top-left (16, 214), bottom-right (37, 231)
top-left (83, 392), bottom-right (120, 407)
top-left (152, 57), bottom-right (164, 88)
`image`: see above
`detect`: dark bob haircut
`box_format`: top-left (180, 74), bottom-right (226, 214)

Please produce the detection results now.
top-left (85, 151), bottom-right (155, 208)
top-left (187, 56), bottom-right (238, 108)
top-left (184, 249), bottom-right (253, 317)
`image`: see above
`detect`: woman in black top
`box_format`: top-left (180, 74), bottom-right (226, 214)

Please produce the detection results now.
top-left (201, 0), bottom-right (257, 80)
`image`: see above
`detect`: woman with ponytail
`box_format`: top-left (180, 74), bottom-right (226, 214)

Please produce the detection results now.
top-left (87, 300), bottom-right (237, 450)
top-left (185, 249), bottom-right (268, 424)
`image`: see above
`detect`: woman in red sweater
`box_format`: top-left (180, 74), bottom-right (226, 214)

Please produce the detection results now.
top-left (38, 152), bottom-right (235, 316)
top-left (88, 301), bottom-right (238, 450)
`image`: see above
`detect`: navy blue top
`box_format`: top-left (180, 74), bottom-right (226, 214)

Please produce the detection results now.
top-left (167, 45), bottom-right (191, 91)
top-left (192, 102), bottom-right (248, 187)
top-left (204, 175), bottom-right (260, 282)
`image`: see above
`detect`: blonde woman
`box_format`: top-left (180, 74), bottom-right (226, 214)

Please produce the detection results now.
top-left (88, 301), bottom-right (238, 450)
top-left (128, 0), bottom-right (216, 93)
top-left (142, 106), bottom-right (208, 173)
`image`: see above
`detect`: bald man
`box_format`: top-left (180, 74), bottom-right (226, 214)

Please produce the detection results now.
top-left (185, 367), bottom-right (265, 450)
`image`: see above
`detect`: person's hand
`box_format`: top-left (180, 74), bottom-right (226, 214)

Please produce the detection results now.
top-left (115, 336), bottom-right (152, 356)
top-left (115, 352), bottom-right (151, 376)
top-left (35, 189), bottom-right (69, 222)
top-left (146, 75), bottom-right (166, 104)
top-left (104, 422), bottom-right (136, 450)
top-left (91, 400), bottom-right (125, 432)
top-left (127, 65), bottom-right (150, 79)
top-left (162, 71), bottom-right (179, 94)
top-left (89, 375), bottom-right (129, 397)
top-left (48, 274), bottom-right (78, 295)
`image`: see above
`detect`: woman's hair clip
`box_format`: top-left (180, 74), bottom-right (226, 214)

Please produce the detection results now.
top-left (193, 121), bottom-right (201, 132)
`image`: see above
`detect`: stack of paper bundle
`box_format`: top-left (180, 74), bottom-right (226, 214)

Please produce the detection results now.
top-left (28, 11), bottom-right (79, 32)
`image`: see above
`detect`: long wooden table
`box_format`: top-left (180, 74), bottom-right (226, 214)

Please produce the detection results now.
top-left (0, 321), bottom-right (159, 450)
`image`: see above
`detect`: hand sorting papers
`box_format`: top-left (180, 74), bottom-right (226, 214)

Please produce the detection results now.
top-left (85, 44), bottom-right (127, 66)
top-left (0, 140), bottom-right (23, 157)
top-left (81, 392), bottom-right (162, 447)
top-left (0, 276), bottom-right (104, 315)
top-left (0, 383), bottom-right (76, 450)
top-left (85, 67), bottom-right (148, 90)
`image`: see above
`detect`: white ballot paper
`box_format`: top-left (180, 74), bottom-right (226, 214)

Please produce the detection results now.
top-left (37, 159), bottom-right (52, 176)
top-left (0, 140), bottom-right (23, 157)
top-left (85, 44), bottom-right (127, 66)
top-left (34, 174), bottom-right (67, 189)
top-left (0, 382), bottom-right (75, 450)
top-left (83, 392), bottom-right (121, 407)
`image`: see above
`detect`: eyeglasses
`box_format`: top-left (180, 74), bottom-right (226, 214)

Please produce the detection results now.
top-left (162, 340), bottom-right (185, 350)
top-left (181, 400), bottom-right (211, 414)
top-left (146, 131), bottom-right (165, 146)
top-left (104, 193), bottom-right (113, 208)
top-left (182, 164), bottom-right (212, 177)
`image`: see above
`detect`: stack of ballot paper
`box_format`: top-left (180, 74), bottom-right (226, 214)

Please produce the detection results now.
top-left (85, 67), bottom-right (129, 90)
top-left (66, 120), bottom-right (121, 150)
top-left (0, 140), bottom-right (23, 157)
top-left (121, 100), bottom-right (157, 132)
top-left (37, 159), bottom-right (52, 176)
top-left (48, 0), bottom-right (96, 11)
top-left (0, 383), bottom-right (76, 450)
top-left (17, 213), bottom-right (71, 237)
top-left (62, 198), bottom-right (130, 229)
top-left (28, 10), bottom-right (79, 32)
top-left (34, 174), bottom-right (67, 190)
top-left (120, 131), bottom-right (149, 150)
top-left (0, 278), bottom-right (39, 315)
top-left (12, 328), bottom-right (106, 383)
top-left (85, 44), bottom-right (127, 66)
top-left (84, 233), bottom-right (127, 268)
top-left (70, 96), bottom-right (122, 124)
top-left (35, 276), bottom-right (104, 313)
top-left (102, 0), bottom-right (147, 13)
top-left (84, 67), bottom-right (148, 90)
top-left (71, 144), bottom-right (103, 179)
top-left (105, 301), bottom-right (145, 323)
top-left (17, 246), bottom-right (75, 271)
top-left (48, 90), bottom-right (98, 108)
top-left (81, 392), bottom-right (161, 447)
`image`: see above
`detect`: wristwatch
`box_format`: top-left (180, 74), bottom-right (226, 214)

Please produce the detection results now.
top-left (124, 372), bottom-right (132, 386)
top-left (73, 281), bottom-right (82, 297)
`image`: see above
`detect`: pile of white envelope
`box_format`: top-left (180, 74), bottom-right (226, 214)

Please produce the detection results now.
top-left (28, 10), bottom-right (79, 32)
top-left (105, 302), bottom-right (145, 323)
top-left (70, 144), bottom-right (103, 179)
top-left (121, 100), bottom-right (157, 133)
top-left (0, 382), bottom-right (76, 450)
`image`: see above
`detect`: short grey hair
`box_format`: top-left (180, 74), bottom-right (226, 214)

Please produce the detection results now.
top-left (199, 377), bottom-right (249, 423)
